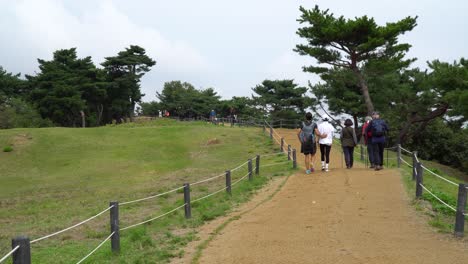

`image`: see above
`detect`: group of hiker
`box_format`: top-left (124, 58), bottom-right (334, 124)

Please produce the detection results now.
top-left (297, 111), bottom-right (389, 174)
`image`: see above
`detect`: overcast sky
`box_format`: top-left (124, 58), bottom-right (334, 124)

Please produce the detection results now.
top-left (1, 0), bottom-right (467, 102)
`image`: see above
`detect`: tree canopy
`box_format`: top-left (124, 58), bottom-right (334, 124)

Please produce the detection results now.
top-left (295, 5), bottom-right (417, 114)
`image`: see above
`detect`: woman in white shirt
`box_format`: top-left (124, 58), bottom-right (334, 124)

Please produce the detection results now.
top-left (317, 118), bottom-right (334, 172)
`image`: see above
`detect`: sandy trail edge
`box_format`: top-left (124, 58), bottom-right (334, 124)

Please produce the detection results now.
top-left (193, 129), bottom-right (467, 264)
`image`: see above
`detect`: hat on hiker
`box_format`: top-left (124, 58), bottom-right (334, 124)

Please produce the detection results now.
top-left (365, 116), bottom-right (372, 121)
top-left (372, 111), bottom-right (380, 116)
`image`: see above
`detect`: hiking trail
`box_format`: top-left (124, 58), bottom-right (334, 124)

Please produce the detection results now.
top-left (184, 129), bottom-right (468, 264)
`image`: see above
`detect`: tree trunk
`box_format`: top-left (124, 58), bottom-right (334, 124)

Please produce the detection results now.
top-left (80, 110), bottom-right (86, 128)
top-left (352, 68), bottom-right (375, 115)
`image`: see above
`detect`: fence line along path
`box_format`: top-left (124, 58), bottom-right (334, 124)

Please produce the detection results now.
top-left (197, 128), bottom-right (468, 264)
top-left (1, 121), bottom-right (296, 264)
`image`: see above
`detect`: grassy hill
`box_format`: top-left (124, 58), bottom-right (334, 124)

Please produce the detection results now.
top-left (0, 120), bottom-right (293, 263)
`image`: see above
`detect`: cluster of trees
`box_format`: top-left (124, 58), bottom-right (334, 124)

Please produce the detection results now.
top-left (140, 79), bottom-right (310, 121)
top-left (294, 5), bottom-right (468, 172)
top-left (0, 45), bottom-right (155, 128)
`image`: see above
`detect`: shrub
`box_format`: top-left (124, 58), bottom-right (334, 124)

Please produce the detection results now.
top-left (3, 146), bottom-right (13, 152)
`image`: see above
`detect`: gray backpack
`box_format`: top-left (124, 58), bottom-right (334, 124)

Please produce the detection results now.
top-left (300, 122), bottom-right (315, 144)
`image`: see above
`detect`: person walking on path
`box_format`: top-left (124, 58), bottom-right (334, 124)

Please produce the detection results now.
top-left (365, 112), bottom-right (389, 171)
top-left (362, 116), bottom-right (375, 168)
top-left (318, 118), bottom-right (334, 172)
top-left (341, 119), bottom-right (358, 169)
top-left (297, 112), bottom-right (327, 174)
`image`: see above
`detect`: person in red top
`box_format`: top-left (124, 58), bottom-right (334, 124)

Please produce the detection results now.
top-left (362, 116), bottom-right (375, 168)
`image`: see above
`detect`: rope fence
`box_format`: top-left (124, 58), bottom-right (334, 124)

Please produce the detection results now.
top-left (120, 204), bottom-right (187, 231)
top-left (394, 144), bottom-right (468, 237)
top-left (419, 184), bottom-right (457, 212)
top-left (75, 232), bottom-right (115, 264)
top-left (30, 205), bottom-right (114, 244)
top-left (120, 186), bottom-right (185, 206)
top-left (0, 246), bottom-right (19, 263)
top-left (2, 120), bottom-right (297, 264)
top-left (335, 129), bottom-right (466, 237)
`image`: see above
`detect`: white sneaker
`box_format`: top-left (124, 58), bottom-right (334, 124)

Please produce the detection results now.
top-left (325, 168), bottom-right (329, 172)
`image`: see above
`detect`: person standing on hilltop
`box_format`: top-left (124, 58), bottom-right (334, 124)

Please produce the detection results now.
top-left (318, 118), bottom-right (334, 172)
top-left (365, 112), bottom-right (389, 171)
top-left (297, 112), bottom-right (327, 174)
top-left (362, 116), bottom-right (375, 168)
top-left (340, 119), bottom-right (358, 169)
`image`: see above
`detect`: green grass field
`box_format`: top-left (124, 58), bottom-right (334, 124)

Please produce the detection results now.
top-left (351, 145), bottom-right (468, 233)
top-left (0, 119), bottom-right (294, 263)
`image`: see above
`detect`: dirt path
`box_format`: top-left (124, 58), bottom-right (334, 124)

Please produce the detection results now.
top-left (196, 129), bottom-right (468, 264)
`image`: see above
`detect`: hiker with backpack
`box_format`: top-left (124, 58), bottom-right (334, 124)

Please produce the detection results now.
top-left (297, 112), bottom-right (327, 174)
top-left (365, 112), bottom-right (389, 171)
top-left (362, 116), bottom-right (375, 168)
top-left (340, 119), bottom-right (358, 169)
top-left (318, 118), bottom-right (334, 172)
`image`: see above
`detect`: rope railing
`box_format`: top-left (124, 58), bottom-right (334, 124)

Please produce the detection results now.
top-left (419, 183), bottom-right (457, 212)
top-left (120, 186), bottom-right (185, 206)
top-left (0, 245), bottom-right (20, 263)
top-left (75, 232), bottom-right (115, 264)
top-left (260, 160), bottom-right (292, 169)
top-left (191, 186), bottom-right (229, 204)
top-left (400, 146), bottom-right (413, 155)
top-left (400, 157), bottom-right (412, 167)
top-left (30, 205), bottom-right (114, 244)
top-left (420, 164), bottom-right (459, 187)
top-left (190, 173), bottom-right (225, 186)
top-left (120, 204), bottom-right (187, 231)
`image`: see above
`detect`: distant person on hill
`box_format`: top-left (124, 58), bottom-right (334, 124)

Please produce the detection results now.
top-left (318, 118), bottom-right (334, 172)
top-left (297, 112), bottom-right (327, 174)
top-left (158, 110), bottom-right (162, 118)
top-left (210, 109), bottom-right (216, 123)
top-left (366, 112), bottom-right (389, 171)
top-left (362, 116), bottom-right (375, 168)
top-left (340, 119), bottom-right (358, 169)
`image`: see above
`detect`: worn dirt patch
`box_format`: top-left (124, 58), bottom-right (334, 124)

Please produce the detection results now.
top-left (206, 138), bottom-right (221, 145)
top-left (10, 133), bottom-right (33, 147)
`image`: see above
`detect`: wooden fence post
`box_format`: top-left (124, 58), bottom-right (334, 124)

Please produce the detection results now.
top-left (292, 149), bottom-right (297, 169)
top-left (255, 155), bottom-right (260, 175)
top-left (109, 201), bottom-right (120, 253)
top-left (454, 183), bottom-right (467, 237)
top-left (415, 162), bottom-right (423, 198)
top-left (225, 171), bottom-right (232, 195)
top-left (287, 145), bottom-right (291, 160)
top-left (12, 236), bottom-right (30, 264)
top-left (270, 127), bottom-right (273, 140)
top-left (397, 144), bottom-right (402, 168)
top-left (184, 183), bottom-right (191, 219)
top-left (280, 138), bottom-right (284, 152)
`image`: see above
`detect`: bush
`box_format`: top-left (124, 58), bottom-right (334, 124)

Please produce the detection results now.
top-left (3, 146), bottom-right (13, 152)
top-left (0, 98), bottom-right (53, 129)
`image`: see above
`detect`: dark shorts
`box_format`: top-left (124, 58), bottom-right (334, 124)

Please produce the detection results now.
top-left (301, 142), bottom-right (316, 155)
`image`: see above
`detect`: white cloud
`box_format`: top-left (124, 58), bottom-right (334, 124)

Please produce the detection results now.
top-left (2, 0), bottom-right (210, 75)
